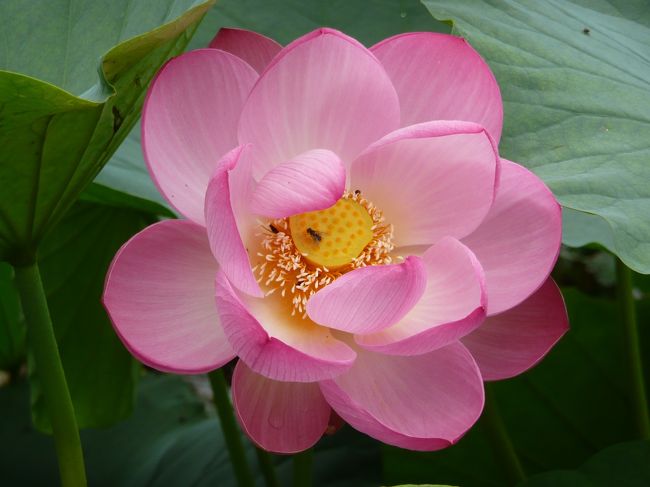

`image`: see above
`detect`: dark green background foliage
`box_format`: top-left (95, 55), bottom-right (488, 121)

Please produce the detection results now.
top-left (1, 0), bottom-right (649, 486)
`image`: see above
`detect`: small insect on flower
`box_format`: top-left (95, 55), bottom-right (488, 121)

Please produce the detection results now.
top-left (269, 224), bottom-right (279, 234)
top-left (306, 227), bottom-right (323, 243)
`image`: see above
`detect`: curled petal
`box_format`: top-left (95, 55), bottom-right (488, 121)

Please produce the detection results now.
top-left (307, 256), bottom-right (426, 334)
top-left (215, 271), bottom-right (356, 382)
top-left (232, 361), bottom-right (330, 453)
top-left (250, 149), bottom-right (346, 218)
top-left (143, 49), bottom-right (257, 224)
top-left (462, 159), bottom-right (562, 315)
top-left (356, 237), bottom-right (486, 355)
top-left (320, 341), bottom-right (484, 451)
top-left (103, 220), bottom-right (234, 373)
top-left (205, 145), bottom-right (262, 297)
top-left (462, 278), bottom-right (569, 380)
top-left (210, 28), bottom-right (281, 74)
top-left (238, 28), bottom-right (400, 176)
top-left (350, 121), bottom-right (500, 246)
top-left (372, 32), bottom-right (503, 142)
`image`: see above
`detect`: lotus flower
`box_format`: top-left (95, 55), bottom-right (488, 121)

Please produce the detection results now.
top-left (103, 27), bottom-right (568, 453)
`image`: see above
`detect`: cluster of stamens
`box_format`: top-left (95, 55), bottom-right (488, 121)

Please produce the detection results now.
top-left (252, 191), bottom-right (394, 318)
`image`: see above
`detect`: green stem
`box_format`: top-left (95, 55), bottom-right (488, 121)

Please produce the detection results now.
top-left (292, 448), bottom-right (313, 487)
top-left (208, 369), bottom-right (255, 487)
top-left (616, 259), bottom-right (650, 439)
top-left (13, 263), bottom-right (86, 487)
top-left (481, 384), bottom-right (525, 486)
top-left (256, 448), bottom-right (280, 487)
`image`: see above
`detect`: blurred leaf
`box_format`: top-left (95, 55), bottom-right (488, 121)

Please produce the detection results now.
top-left (96, 0), bottom-right (451, 214)
top-left (29, 201), bottom-right (149, 431)
top-left (384, 288), bottom-right (647, 486)
top-left (0, 374), bottom-right (380, 486)
top-left (80, 182), bottom-right (174, 217)
top-left (422, 0), bottom-right (650, 273)
top-left (203, 0), bottom-right (450, 46)
top-left (520, 440), bottom-right (650, 486)
top-left (0, 375), bottom-right (208, 486)
top-left (0, 0), bottom-right (213, 264)
top-left (0, 263), bottom-right (26, 370)
top-left (289, 426), bottom-right (381, 487)
top-left (561, 209), bottom-right (615, 254)
top-left (92, 123), bottom-right (176, 216)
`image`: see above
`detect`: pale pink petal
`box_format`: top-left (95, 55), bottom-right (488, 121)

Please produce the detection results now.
top-left (103, 220), bottom-right (234, 373)
top-left (350, 121), bottom-right (499, 246)
top-left (232, 361), bottom-right (330, 453)
top-left (209, 28), bottom-right (282, 74)
top-left (462, 278), bottom-right (568, 380)
top-left (307, 257), bottom-right (426, 334)
top-left (250, 149), bottom-right (346, 218)
top-left (205, 146), bottom-right (262, 298)
top-left (372, 32), bottom-right (503, 142)
top-left (462, 159), bottom-right (562, 315)
top-left (142, 49), bottom-right (257, 224)
top-left (215, 272), bottom-right (356, 382)
top-left (356, 237), bottom-right (486, 355)
top-left (320, 341), bottom-right (484, 451)
top-left (238, 28), bottom-right (400, 177)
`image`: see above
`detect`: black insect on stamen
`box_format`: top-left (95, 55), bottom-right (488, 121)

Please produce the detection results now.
top-left (307, 227), bottom-right (322, 243)
top-left (269, 224), bottom-right (279, 234)
top-left (354, 189), bottom-right (361, 196)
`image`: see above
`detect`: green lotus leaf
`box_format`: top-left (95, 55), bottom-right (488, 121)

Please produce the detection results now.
top-left (0, 0), bottom-right (214, 265)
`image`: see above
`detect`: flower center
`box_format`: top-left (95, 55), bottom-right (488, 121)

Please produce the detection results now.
top-left (289, 198), bottom-right (374, 269)
top-left (254, 191), bottom-right (394, 317)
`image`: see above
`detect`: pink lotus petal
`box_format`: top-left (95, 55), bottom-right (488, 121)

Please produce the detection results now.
top-left (307, 256), bottom-right (426, 334)
top-left (103, 220), bottom-right (234, 373)
top-left (250, 149), bottom-right (346, 218)
top-left (205, 146), bottom-right (262, 298)
top-left (350, 121), bottom-right (499, 246)
top-left (142, 49), bottom-right (257, 224)
top-left (215, 271), bottom-right (356, 382)
top-left (210, 28), bottom-right (282, 74)
top-left (232, 361), bottom-right (330, 453)
top-left (320, 341), bottom-right (484, 451)
top-left (462, 278), bottom-right (569, 380)
top-left (372, 32), bottom-right (503, 142)
top-left (356, 237), bottom-right (486, 355)
top-left (462, 159), bottom-right (562, 315)
top-left (238, 28), bottom-right (400, 177)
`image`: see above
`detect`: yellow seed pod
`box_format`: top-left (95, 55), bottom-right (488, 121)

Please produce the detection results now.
top-left (289, 198), bottom-right (374, 269)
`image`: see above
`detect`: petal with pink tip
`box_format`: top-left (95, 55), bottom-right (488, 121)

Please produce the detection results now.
top-left (356, 237), bottom-right (486, 355)
top-left (307, 256), bottom-right (426, 334)
top-left (143, 49), bottom-right (257, 224)
top-left (462, 159), bottom-right (562, 315)
top-left (462, 278), bottom-right (568, 381)
top-left (205, 146), bottom-right (262, 298)
top-left (320, 341), bottom-right (484, 451)
top-left (210, 28), bottom-right (282, 74)
top-left (215, 272), bottom-right (356, 382)
top-left (232, 361), bottom-right (330, 453)
top-left (350, 121), bottom-right (499, 246)
top-left (250, 149), bottom-right (346, 218)
top-left (238, 28), bottom-right (400, 176)
top-left (372, 32), bottom-right (503, 142)
top-left (103, 220), bottom-right (234, 373)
